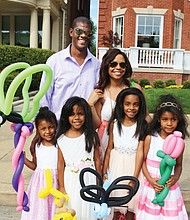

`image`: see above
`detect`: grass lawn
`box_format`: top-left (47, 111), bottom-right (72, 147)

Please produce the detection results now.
top-left (144, 89), bottom-right (190, 114)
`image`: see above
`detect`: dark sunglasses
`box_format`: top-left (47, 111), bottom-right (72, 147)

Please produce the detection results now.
top-left (109, 61), bottom-right (127, 69)
top-left (74, 28), bottom-right (93, 38)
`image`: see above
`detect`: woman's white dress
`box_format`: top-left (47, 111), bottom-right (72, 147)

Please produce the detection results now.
top-left (58, 133), bottom-right (97, 220)
top-left (21, 143), bottom-right (58, 220)
top-left (98, 94), bottom-right (115, 161)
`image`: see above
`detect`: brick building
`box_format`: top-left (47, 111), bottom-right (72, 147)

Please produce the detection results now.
top-left (98, 0), bottom-right (190, 84)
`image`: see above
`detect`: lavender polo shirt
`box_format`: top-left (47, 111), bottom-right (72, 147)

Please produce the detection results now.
top-left (40, 45), bottom-right (100, 120)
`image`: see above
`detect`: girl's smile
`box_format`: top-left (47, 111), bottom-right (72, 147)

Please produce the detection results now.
top-left (69, 105), bottom-right (85, 131)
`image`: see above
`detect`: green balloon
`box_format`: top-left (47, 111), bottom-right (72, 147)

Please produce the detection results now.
top-left (0, 62), bottom-right (31, 113)
top-left (0, 62), bottom-right (52, 123)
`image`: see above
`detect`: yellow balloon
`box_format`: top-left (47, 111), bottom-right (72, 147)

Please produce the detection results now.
top-left (38, 188), bottom-right (50, 198)
top-left (45, 169), bottom-right (52, 189)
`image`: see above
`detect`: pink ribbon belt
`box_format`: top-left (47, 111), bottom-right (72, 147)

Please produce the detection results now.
top-left (97, 120), bottom-right (108, 140)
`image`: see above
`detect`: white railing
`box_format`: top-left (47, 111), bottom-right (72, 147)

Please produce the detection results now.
top-left (98, 47), bottom-right (187, 71)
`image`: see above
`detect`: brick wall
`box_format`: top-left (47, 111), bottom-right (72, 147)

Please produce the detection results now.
top-left (98, 0), bottom-right (190, 50)
top-left (132, 71), bottom-right (190, 85)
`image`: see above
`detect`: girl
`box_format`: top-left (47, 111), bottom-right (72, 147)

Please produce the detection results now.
top-left (21, 107), bottom-right (58, 220)
top-left (102, 88), bottom-right (148, 220)
top-left (57, 96), bottom-right (101, 220)
top-left (88, 48), bottom-right (151, 162)
top-left (137, 94), bottom-right (189, 219)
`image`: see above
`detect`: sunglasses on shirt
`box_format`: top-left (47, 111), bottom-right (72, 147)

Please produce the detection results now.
top-left (74, 28), bottom-right (93, 38)
top-left (109, 61), bottom-right (127, 69)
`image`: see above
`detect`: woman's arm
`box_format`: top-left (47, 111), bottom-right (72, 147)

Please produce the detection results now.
top-left (57, 146), bottom-right (66, 194)
top-left (88, 89), bottom-right (104, 129)
top-left (102, 122), bottom-right (114, 181)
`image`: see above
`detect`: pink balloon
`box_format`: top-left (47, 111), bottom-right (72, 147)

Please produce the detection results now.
top-left (162, 131), bottom-right (184, 159)
top-left (11, 124), bottom-right (32, 211)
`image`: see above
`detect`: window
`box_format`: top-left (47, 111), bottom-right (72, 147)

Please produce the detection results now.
top-left (136, 15), bottom-right (163, 48)
top-left (15, 16), bottom-right (30, 47)
top-left (2, 16), bottom-right (10, 45)
top-left (174, 18), bottom-right (182, 49)
top-left (113, 16), bottom-right (124, 47)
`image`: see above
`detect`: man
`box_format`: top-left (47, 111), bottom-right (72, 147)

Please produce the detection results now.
top-left (40, 16), bottom-right (100, 120)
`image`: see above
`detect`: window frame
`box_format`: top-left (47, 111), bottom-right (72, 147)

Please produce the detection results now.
top-left (113, 15), bottom-right (124, 48)
top-left (173, 17), bottom-right (182, 49)
top-left (135, 14), bottom-right (164, 48)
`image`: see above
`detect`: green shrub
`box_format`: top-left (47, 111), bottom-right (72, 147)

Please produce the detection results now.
top-left (139, 78), bottom-right (150, 88)
top-left (144, 88), bottom-right (190, 114)
top-left (153, 80), bottom-right (165, 88)
top-left (0, 45), bottom-right (55, 97)
top-left (165, 79), bottom-right (176, 87)
top-left (182, 80), bottom-right (190, 89)
top-left (130, 78), bottom-right (138, 83)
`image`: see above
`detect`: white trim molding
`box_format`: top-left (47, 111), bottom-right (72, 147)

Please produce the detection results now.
top-left (133, 6), bottom-right (167, 15)
top-left (173, 9), bottom-right (184, 20)
top-left (112, 7), bottom-right (127, 17)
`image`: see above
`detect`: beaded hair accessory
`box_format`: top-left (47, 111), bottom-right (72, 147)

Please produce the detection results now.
top-left (157, 102), bottom-right (180, 110)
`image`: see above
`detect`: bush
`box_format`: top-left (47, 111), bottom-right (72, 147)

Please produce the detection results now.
top-left (182, 80), bottom-right (190, 89)
top-left (153, 80), bottom-right (165, 88)
top-left (0, 45), bottom-right (55, 68)
top-left (139, 78), bottom-right (150, 88)
top-left (130, 78), bottom-right (138, 83)
top-left (0, 45), bottom-right (55, 97)
top-left (165, 79), bottom-right (176, 87)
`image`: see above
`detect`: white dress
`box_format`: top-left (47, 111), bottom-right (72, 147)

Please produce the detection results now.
top-left (21, 143), bottom-right (58, 220)
top-left (108, 121), bottom-right (143, 215)
top-left (58, 133), bottom-right (97, 220)
top-left (98, 92), bottom-right (115, 161)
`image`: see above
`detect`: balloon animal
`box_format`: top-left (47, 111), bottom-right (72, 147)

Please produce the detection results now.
top-left (0, 62), bottom-right (52, 211)
top-left (79, 167), bottom-right (139, 219)
top-left (38, 169), bottom-right (76, 220)
top-left (152, 131), bottom-right (184, 206)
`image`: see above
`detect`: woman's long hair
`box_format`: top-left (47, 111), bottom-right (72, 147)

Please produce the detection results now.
top-left (96, 48), bottom-right (133, 90)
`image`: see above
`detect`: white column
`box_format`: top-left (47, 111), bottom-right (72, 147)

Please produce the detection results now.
top-left (10, 15), bottom-right (15, 45)
top-left (42, 9), bottom-right (51, 49)
top-left (98, 47), bottom-right (109, 61)
top-left (0, 16), bottom-right (2, 44)
top-left (52, 17), bottom-right (59, 51)
top-left (174, 49), bottom-right (184, 70)
top-left (30, 8), bottom-right (38, 48)
top-left (129, 47), bottom-right (139, 68)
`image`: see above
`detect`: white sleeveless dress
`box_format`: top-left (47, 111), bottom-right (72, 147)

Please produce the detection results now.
top-left (21, 143), bottom-right (58, 220)
top-left (58, 133), bottom-right (97, 220)
top-left (108, 121), bottom-right (144, 215)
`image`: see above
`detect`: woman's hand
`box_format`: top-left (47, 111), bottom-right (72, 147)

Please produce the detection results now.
top-left (88, 89), bottom-right (104, 107)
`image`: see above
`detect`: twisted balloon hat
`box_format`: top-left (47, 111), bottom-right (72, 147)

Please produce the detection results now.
top-left (0, 62), bottom-right (52, 211)
top-left (152, 131), bottom-right (184, 206)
